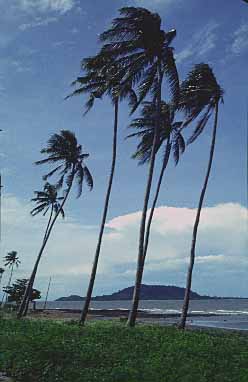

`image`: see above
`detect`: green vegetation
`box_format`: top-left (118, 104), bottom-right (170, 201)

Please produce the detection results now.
top-left (3, 279), bottom-right (41, 306)
top-left (0, 319), bottom-right (247, 382)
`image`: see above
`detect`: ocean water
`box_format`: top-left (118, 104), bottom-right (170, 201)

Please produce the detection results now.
top-left (35, 299), bottom-right (248, 330)
top-left (36, 298), bottom-right (248, 316)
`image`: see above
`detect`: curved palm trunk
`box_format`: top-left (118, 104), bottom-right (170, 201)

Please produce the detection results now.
top-left (143, 137), bottom-right (171, 263)
top-left (43, 207), bottom-right (54, 242)
top-left (127, 64), bottom-right (163, 327)
top-left (0, 274), bottom-right (3, 301)
top-left (1, 265), bottom-right (14, 306)
top-left (79, 99), bottom-right (119, 325)
top-left (17, 178), bottom-right (74, 319)
top-left (22, 206), bottom-right (54, 315)
top-left (178, 103), bottom-right (219, 329)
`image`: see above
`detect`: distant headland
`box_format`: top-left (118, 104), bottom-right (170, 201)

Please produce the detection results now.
top-left (56, 284), bottom-right (213, 301)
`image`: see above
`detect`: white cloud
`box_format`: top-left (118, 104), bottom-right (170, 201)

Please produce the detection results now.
top-left (1, 196), bottom-right (247, 298)
top-left (230, 23), bottom-right (248, 55)
top-left (19, 16), bottom-right (58, 30)
top-left (176, 21), bottom-right (219, 64)
top-left (18, 0), bottom-right (77, 14)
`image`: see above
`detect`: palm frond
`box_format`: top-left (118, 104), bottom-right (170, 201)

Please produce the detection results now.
top-left (187, 108), bottom-right (212, 145)
top-left (84, 166), bottom-right (94, 190)
top-left (162, 47), bottom-right (180, 106)
top-left (42, 165), bottom-right (63, 181)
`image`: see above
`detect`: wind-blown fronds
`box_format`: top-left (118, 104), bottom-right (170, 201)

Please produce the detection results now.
top-left (35, 130), bottom-right (93, 198)
top-left (127, 101), bottom-right (185, 165)
top-left (4, 251), bottom-right (20, 268)
top-left (179, 63), bottom-right (224, 145)
top-left (30, 183), bottom-right (65, 218)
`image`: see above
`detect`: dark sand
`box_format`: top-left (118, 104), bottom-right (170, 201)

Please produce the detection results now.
top-left (28, 309), bottom-right (248, 332)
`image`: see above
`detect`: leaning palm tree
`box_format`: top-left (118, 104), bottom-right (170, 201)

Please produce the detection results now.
top-left (101, 7), bottom-right (179, 326)
top-left (17, 130), bottom-right (93, 318)
top-left (99, 6), bottom-right (179, 327)
top-left (70, 7), bottom-right (179, 323)
top-left (1, 251), bottom-right (20, 306)
top-left (19, 183), bottom-right (65, 317)
top-left (67, 55), bottom-right (137, 325)
top-left (177, 64), bottom-right (223, 329)
top-left (127, 101), bottom-right (185, 267)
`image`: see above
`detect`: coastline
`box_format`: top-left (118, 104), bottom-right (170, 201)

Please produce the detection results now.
top-left (29, 308), bottom-right (248, 332)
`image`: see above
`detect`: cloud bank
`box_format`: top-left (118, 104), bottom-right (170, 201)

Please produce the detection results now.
top-left (1, 195), bottom-right (247, 299)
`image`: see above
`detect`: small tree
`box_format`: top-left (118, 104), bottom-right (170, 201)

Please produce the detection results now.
top-left (1, 251), bottom-right (20, 306)
top-left (3, 279), bottom-right (41, 308)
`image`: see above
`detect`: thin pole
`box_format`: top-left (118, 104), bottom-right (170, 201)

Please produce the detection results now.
top-left (43, 276), bottom-right (52, 310)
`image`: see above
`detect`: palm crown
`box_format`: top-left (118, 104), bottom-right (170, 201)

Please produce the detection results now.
top-left (67, 53), bottom-right (138, 114)
top-left (179, 63), bottom-right (224, 144)
top-left (98, 7), bottom-right (179, 108)
top-left (35, 130), bottom-right (93, 197)
top-left (127, 101), bottom-right (185, 165)
top-left (30, 182), bottom-right (65, 218)
top-left (4, 251), bottom-right (20, 269)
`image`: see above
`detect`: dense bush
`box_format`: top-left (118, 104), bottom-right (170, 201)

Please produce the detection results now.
top-left (0, 319), bottom-right (247, 382)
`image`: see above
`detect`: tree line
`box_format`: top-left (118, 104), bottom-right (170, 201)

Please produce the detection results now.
top-left (1, 7), bottom-right (223, 329)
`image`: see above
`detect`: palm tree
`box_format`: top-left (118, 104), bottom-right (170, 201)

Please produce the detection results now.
top-left (177, 64), bottom-right (223, 329)
top-left (127, 101), bottom-right (185, 268)
top-left (19, 182), bottom-right (65, 317)
top-left (1, 251), bottom-right (20, 306)
top-left (67, 55), bottom-right (137, 325)
top-left (71, 6), bottom-right (179, 325)
top-left (17, 130), bottom-right (93, 318)
top-left (99, 7), bottom-right (179, 327)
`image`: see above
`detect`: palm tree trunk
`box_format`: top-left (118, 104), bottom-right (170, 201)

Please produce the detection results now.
top-left (43, 276), bottom-right (52, 310)
top-left (178, 102), bottom-right (219, 329)
top-left (44, 206), bottom-right (54, 242)
top-left (21, 206), bottom-right (54, 315)
top-left (79, 98), bottom-right (119, 325)
top-left (143, 137), bottom-right (171, 263)
top-left (1, 265), bottom-right (14, 306)
top-left (127, 64), bottom-right (163, 327)
top-left (17, 177), bottom-right (74, 319)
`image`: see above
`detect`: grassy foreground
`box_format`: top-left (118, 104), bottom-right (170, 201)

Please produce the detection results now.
top-left (0, 319), bottom-right (247, 382)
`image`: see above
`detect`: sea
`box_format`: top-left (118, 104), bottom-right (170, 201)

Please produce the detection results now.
top-left (36, 299), bottom-right (248, 331)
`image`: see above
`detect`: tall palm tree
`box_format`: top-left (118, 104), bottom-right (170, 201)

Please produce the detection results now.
top-left (68, 56), bottom-right (137, 325)
top-left (1, 251), bottom-right (20, 306)
top-left (127, 101), bottom-right (185, 267)
top-left (99, 7), bottom-right (179, 327)
top-left (19, 183), bottom-right (65, 317)
top-left (17, 130), bottom-right (93, 318)
top-left (177, 64), bottom-right (223, 329)
top-left (71, 6), bottom-right (179, 325)
top-left (0, 267), bottom-right (5, 292)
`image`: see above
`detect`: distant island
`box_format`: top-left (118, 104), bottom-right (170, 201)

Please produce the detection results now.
top-left (56, 284), bottom-right (211, 301)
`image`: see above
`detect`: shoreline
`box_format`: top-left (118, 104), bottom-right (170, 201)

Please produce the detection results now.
top-left (29, 309), bottom-right (248, 332)
top-left (34, 308), bottom-right (223, 318)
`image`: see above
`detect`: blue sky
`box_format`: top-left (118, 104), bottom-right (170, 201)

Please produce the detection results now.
top-left (0, 0), bottom-right (247, 299)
